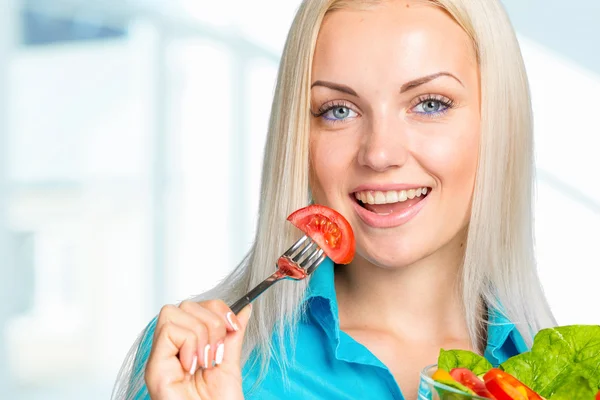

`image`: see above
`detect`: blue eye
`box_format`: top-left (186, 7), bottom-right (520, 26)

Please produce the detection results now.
top-left (413, 99), bottom-right (450, 115)
top-left (322, 106), bottom-right (358, 121)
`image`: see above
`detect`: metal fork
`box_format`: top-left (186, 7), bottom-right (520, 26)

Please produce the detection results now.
top-left (230, 235), bottom-right (326, 314)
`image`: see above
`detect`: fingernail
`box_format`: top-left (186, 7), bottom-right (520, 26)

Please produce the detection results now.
top-left (226, 311), bottom-right (240, 331)
top-left (215, 343), bottom-right (225, 365)
top-left (189, 355), bottom-right (198, 375)
top-left (203, 344), bottom-right (211, 369)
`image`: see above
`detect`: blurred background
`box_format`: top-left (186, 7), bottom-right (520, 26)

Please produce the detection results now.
top-left (0, 0), bottom-right (598, 398)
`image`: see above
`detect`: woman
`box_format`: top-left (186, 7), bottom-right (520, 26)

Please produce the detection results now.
top-left (113, 0), bottom-right (556, 399)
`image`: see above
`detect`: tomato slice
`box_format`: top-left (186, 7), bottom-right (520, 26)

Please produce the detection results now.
top-left (483, 369), bottom-right (542, 400)
top-left (450, 368), bottom-right (497, 399)
top-left (287, 205), bottom-right (355, 264)
top-left (485, 378), bottom-right (527, 400)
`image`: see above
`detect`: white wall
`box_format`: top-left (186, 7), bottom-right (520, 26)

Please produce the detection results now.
top-left (520, 37), bottom-right (600, 325)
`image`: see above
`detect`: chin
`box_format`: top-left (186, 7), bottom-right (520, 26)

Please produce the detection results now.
top-left (354, 247), bottom-right (430, 270)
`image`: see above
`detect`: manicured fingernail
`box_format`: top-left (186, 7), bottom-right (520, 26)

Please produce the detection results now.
top-left (203, 344), bottom-right (211, 369)
top-left (189, 355), bottom-right (198, 375)
top-left (226, 311), bottom-right (240, 331)
top-left (215, 343), bottom-right (225, 365)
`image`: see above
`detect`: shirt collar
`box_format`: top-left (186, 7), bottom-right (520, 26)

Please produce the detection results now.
top-left (303, 258), bottom-right (528, 367)
top-left (302, 258), bottom-right (341, 349)
top-left (303, 257), bottom-right (387, 368)
top-left (485, 305), bottom-right (529, 365)
top-left (304, 256), bottom-right (338, 305)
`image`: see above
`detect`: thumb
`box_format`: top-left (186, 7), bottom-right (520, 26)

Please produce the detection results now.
top-left (222, 304), bottom-right (252, 366)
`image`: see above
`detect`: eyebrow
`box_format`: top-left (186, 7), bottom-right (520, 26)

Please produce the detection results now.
top-left (400, 72), bottom-right (464, 93)
top-left (310, 72), bottom-right (464, 98)
top-left (310, 80), bottom-right (358, 97)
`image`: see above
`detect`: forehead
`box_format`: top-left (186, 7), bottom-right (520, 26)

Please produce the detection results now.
top-left (313, 1), bottom-right (476, 81)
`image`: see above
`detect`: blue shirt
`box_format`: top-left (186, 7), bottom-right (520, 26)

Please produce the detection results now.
top-left (132, 258), bottom-right (528, 399)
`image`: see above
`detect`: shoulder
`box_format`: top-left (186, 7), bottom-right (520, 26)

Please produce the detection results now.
top-left (241, 319), bottom-right (328, 400)
top-left (241, 313), bottom-right (376, 400)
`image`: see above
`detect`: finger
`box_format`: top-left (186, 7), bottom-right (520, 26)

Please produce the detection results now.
top-left (199, 299), bottom-right (242, 333)
top-left (222, 304), bottom-right (252, 366)
top-left (180, 300), bottom-right (228, 369)
top-left (146, 321), bottom-right (199, 383)
top-left (155, 303), bottom-right (212, 370)
top-left (153, 304), bottom-right (180, 341)
top-left (199, 299), bottom-right (242, 366)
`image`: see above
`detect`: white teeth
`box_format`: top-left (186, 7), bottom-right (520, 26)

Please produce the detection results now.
top-left (354, 187), bottom-right (430, 205)
top-left (374, 191), bottom-right (386, 204)
top-left (386, 191), bottom-right (398, 203)
top-left (366, 192), bottom-right (375, 204)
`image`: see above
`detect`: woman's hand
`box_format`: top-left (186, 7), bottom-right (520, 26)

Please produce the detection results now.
top-left (145, 300), bottom-right (252, 400)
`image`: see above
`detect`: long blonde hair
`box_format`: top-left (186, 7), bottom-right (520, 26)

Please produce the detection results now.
top-left (112, 0), bottom-right (555, 398)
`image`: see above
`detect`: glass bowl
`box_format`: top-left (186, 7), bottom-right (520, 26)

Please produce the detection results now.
top-left (418, 364), bottom-right (489, 400)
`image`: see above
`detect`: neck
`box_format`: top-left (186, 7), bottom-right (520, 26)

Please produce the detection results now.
top-left (335, 233), bottom-right (470, 343)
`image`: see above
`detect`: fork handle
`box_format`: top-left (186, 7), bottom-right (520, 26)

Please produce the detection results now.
top-left (230, 271), bottom-right (282, 314)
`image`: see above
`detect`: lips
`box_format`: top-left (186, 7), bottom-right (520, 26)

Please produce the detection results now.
top-left (350, 186), bottom-right (432, 228)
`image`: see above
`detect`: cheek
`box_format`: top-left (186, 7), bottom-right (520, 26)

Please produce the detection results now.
top-left (309, 135), bottom-right (336, 202)
top-left (309, 131), bottom-right (357, 198)
top-left (418, 120), bottom-right (480, 191)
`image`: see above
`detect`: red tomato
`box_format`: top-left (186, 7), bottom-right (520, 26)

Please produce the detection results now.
top-left (287, 205), bottom-right (355, 264)
top-left (485, 378), bottom-right (527, 400)
top-left (596, 390), bottom-right (600, 400)
top-left (484, 369), bottom-right (542, 400)
top-left (450, 369), bottom-right (496, 399)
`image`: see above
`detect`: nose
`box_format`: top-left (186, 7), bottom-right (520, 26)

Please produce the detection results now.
top-left (357, 114), bottom-right (409, 172)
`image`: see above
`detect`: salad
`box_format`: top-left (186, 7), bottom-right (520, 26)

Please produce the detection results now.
top-left (432, 325), bottom-right (600, 399)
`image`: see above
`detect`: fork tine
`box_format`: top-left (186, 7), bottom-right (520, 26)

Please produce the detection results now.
top-left (305, 253), bottom-right (327, 274)
top-left (292, 240), bottom-right (318, 263)
top-left (230, 235), bottom-right (327, 314)
top-left (283, 235), bottom-right (309, 257)
top-left (300, 248), bottom-right (324, 268)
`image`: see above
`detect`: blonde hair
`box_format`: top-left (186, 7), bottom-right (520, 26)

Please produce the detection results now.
top-left (112, 0), bottom-right (555, 398)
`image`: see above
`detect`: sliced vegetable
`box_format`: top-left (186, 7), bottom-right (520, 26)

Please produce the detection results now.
top-left (437, 325), bottom-right (600, 400)
top-left (287, 204), bottom-right (355, 264)
top-left (484, 376), bottom-right (527, 400)
top-left (432, 369), bottom-right (476, 396)
top-left (450, 368), bottom-right (496, 399)
top-left (483, 369), bottom-right (542, 400)
top-left (432, 369), bottom-right (455, 382)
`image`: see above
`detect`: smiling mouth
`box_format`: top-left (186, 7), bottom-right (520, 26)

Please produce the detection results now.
top-left (352, 187), bottom-right (431, 215)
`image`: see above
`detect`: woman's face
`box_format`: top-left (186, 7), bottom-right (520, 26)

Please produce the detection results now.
top-left (309, 0), bottom-right (481, 269)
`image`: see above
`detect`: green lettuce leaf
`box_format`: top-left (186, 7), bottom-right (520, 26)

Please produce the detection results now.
top-left (438, 349), bottom-right (492, 376)
top-left (500, 325), bottom-right (600, 397)
top-left (548, 374), bottom-right (596, 400)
